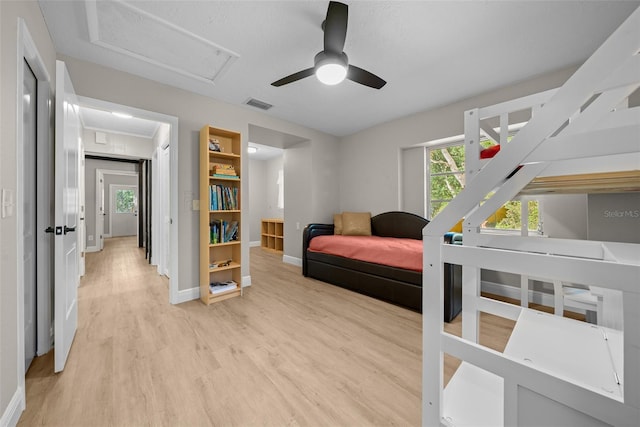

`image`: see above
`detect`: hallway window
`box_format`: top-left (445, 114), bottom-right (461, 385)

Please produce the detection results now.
top-left (116, 189), bottom-right (136, 213)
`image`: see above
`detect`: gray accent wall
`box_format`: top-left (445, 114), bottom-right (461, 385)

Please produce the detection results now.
top-left (588, 193), bottom-right (640, 243)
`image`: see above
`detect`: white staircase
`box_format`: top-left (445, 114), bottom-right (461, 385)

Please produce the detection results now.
top-left (422, 6), bottom-right (640, 426)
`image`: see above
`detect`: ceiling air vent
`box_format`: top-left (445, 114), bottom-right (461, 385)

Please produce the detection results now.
top-left (245, 98), bottom-right (273, 111)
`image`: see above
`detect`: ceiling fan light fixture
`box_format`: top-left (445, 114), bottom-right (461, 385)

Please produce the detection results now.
top-left (316, 62), bottom-right (347, 85)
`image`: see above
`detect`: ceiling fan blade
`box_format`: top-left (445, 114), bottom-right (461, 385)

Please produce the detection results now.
top-left (271, 68), bottom-right (316, 87)
top-left (347, 65), bottom-right (386, 89)
top-left (323, 1), bottom-right (348, 53)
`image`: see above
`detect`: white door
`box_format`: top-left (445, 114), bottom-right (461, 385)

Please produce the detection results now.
top-left (109, 184), bottom-right (138, 237)
top-left (23, 59), bottom-right (37, 372)
top-left (54, 60), bottom-right (80, 373)
top-left (79, 147), bottom-right (85, 276)
top-left (97, 172), bottom-right (105, 250)
top-left (161, 145), bottom-right (170, 277)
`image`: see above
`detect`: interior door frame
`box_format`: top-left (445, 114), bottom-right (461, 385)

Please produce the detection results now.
top-left (108, 183), bottom-right (139, 238)
top-left (16, 18), bottom-right (53, 405)
top-left (96, 169), bottom-right (138, 243)
top-left (80, 96), bottom-right (180, 304)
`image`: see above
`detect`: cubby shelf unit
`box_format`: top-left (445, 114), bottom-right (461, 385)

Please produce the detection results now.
top-left (261, 218), bottom-right (283, 253)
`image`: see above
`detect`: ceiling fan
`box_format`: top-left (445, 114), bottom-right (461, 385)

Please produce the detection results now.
top-left (271, 1), bottom-right (386, 89)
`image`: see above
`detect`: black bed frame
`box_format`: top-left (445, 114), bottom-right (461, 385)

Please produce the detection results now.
top-left (302, 211), bottom-right (462, 322)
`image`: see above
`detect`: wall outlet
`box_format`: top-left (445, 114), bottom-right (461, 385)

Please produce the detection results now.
top-left (193, 199), bottom-right (200, 211)
top-left (296, 222), bottom-right (300, 230)
top-left (88, 235), bottom-right (94, 241)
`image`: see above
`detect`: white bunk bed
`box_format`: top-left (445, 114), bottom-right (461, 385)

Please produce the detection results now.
top-left (423, 6), bottom-right (640, 427)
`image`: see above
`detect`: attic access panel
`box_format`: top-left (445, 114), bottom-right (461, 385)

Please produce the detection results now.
top-left (85, 0), bottom-right (239, 85)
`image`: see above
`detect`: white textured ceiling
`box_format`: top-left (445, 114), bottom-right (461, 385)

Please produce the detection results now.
top-left (39, 0), bottom-right (640, 137)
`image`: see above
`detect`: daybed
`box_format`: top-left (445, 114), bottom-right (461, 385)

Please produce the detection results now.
top-left (302, 211), bottom-right (462, 322)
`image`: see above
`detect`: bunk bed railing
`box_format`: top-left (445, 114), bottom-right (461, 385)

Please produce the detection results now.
top-left (423, 5), bottom-right (640, 426)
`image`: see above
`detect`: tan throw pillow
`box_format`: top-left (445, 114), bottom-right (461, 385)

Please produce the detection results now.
top-left (333, 214), bottom-right (343, 235)
top-left (341, 212), bottom-right (372, 236)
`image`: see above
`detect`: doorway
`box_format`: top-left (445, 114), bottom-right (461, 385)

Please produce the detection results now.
top-left (77, 96), bottom-right (179, 303)
top-left (17, 19), bottom-right (55, 386)
top-left (23, 59), bottom-right (37, 372)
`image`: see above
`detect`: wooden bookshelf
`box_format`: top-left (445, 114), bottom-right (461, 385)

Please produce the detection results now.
top-left (261, 218), bottom-right (283, 253)
top-left (199, 125), bottom-right (242, 305)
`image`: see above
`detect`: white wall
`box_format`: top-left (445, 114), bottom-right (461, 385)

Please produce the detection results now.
top-left (248, 158), bottom-right (267, 243)
top-left (0, 1), bottom-right (57, 422)
top-left (60, 54), bottom-right (340, 290)
top-left (338, 66), bottom-right (578, 215)
top-left (248, 156), bottom-right (284, 244)
top-left (83, 128), bottom-right (155, 159)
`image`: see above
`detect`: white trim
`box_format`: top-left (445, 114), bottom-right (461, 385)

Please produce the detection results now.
top-left (242, 275), bottom-right (252, 287)
top-left (103, 233), bottom-right (112, 239)
top-left (283, 255), bottom-right (302, 267)
top-left (85, 245), bottom-right (99, 253)
top-left (0, 386), bottom-right (25, 427)
top-left (249, 240), bottom-right (261, 247)
top-left (175, 286), bottom-right (200, 304)
top-left (169, 120), bottom-right (179, 304)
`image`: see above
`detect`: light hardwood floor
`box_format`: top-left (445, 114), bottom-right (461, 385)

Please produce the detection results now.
top-left (20, 237), bottom-right (560, 426)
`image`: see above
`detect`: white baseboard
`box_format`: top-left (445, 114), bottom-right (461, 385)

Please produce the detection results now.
top-left (0, 386), bottom-right (25, 427)
top-left (85, 245), bottom-right (99, 253)
top-left (174, 286), bottom-right (200, 304)
top-left (249, 241), bottom-right (261, 248)
top-left (103, 234), bottom-right (111, 238)
top-left (283, 255), bottom-right (302, 267)
top-left (242, 275), bottom-right (252, 287)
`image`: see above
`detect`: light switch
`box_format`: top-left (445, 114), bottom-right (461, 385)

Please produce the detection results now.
top-left (2, 189), bottom-right (14, 218)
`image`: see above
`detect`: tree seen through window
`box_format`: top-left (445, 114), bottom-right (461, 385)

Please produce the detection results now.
top-left (428, 141), bottom-right (539, 232)
top-left (116, 189), bottom-right (136, 214)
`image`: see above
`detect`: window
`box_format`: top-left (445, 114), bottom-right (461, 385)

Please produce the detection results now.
top-left (428, 143), bottom-right (465, 219)
top-left (115, 189), bottom-right (136, 213)
top-left (426, 138), bottom-right (540, 233)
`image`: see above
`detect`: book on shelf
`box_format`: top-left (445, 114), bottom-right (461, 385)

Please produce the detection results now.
top-left (209, 219), bottom-right (239, 244)
top-left (210, 280), bottom-right (238, 294)
top-left (211, 163), bottom-right (235, 171)
top-left (209, 184), bottom-right (239, 211)
top-left (212, 174), bottom-right (239, 180)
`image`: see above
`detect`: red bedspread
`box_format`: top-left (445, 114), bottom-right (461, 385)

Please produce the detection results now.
top-left (308, 235), bottom-right (423, 272)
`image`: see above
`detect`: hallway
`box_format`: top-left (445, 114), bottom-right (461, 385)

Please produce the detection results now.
top-left (20, 237), bottom-right (179, 425)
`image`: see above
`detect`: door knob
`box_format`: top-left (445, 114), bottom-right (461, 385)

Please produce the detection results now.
top-left (63, 225), bottom-right (76, 235)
